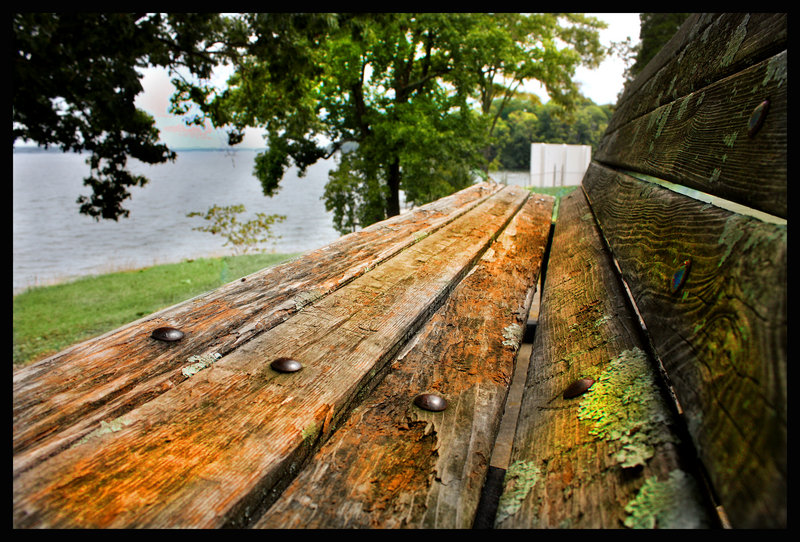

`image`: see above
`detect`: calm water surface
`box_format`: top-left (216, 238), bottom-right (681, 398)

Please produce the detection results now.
top-left (13, 150), bottom-right (342, 293)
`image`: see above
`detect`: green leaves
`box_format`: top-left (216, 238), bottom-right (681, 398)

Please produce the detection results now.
top-left (186, 204), bottom-right (286, 255)
top-left (13, 13), bottom-right (225, 220)
top-left (15, 13), bottom-right (607, 229)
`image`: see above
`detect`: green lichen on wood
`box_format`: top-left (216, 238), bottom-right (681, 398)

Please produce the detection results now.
top-left (717, 214), bottom-right (787, 269)
top-left (723, 132), bottom-right (738, 148)
top-left (494, 460), bottom-right (541, 526)
top-left (294, 289), bottom-right (323, 311)
top-left (72, 416), bottom-right (133, 448)
top-left (763, 54), bottom-right (787, 87)
top-left (654, 102), bottom-right (673, 139)
top-left (301, 421), bottom-right (319, 445)
top-left (720, 14), bottom-right (749, 67)
top-left (623, 470), bottom-right (707, 528)
top-left (676, 94), bottom-right (690, 121)
top-left (181, 352), bottom-right (222, 378)
top-left (502, 322), bottom-right (523, 349)
top-left (576, 348), bottom-right (675, 468)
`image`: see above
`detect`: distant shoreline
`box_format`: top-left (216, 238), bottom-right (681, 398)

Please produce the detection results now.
top-left (13, 146), bottom-right (265, 154)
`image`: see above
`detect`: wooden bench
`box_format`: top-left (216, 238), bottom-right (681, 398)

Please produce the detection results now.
top-left (13, 13), bottom-right (785, 529)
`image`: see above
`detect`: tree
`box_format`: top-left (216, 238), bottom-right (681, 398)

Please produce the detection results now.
top-left (14, 13), bottom-right (606, 233)
top-left (619, 13), bottom-right (691, 92)
top-left (12, 12), bottom-right (229, 220)
top-left (485, 97), bottom-right (613, 170)
top-left (180, 13), bottom-right (605, 234)
top-left (186, 204), bottom-right (286, 255)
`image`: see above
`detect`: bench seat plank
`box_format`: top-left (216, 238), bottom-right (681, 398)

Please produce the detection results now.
top-left (583, 163), bottom-right (786, 528)
top-left (494, 188), bottom-right (714, 529)
top-left (596, 50), bottom-right (786, 218)
top-left (13, 185), bottom-right (529, 529)
top-left (13, 182), bottom-right (500, 475)
top-left (253, 194), bottom-right (554, 529)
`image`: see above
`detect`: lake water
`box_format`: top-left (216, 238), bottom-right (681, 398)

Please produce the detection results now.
top-left (13, 149), bottom-right (533, 294)
top-left (13, 149), bottom-right (343, 294)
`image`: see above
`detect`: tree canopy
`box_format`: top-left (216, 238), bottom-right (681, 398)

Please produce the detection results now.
top-left (182, 13), bottom-right (605, 233)
top-left (13, 12), bottom-right (228, 220)
top-left (485, 94), bottom-right (613, 170)
top-left (617, 13), bottom-right (690, 93)
top-left (14, 13), bottom-right (606, 233)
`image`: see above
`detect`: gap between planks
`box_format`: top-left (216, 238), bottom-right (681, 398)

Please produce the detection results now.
top-left (472, 274), bottom-right (543, 530)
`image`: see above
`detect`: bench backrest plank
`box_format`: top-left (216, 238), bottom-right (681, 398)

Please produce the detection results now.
top-left (596, 49), bottom-right (786, 218)
top-left (254, 194), bottom-right (554, 528)
top-left (13, 183), bottom-right (500, 475)
top-left (608, 13), bottom-right (787, 135)
top-left (496, 189), bottom-right (715, 529)
top-left (587, 13), bottom-right (786, 528)
top-left (13, 186), bottom-right (531, 528)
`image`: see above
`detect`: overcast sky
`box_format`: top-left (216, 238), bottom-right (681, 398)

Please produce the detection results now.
top-left (89, 13), bottom-right (644, 150)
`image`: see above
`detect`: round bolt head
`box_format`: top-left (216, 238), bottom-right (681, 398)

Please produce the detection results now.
top-left (270, 357), bottom-right (303, 373)
top-left (748, 100), bottom-right (770, 138)
top-left (563, 378), bottom-right (595, 399)
top-left (670, 259), bottom-right (692, 294)
top-left (151, 326), bottom-right (184, 342)
top-left (414, 393), bottom-right (447, 412)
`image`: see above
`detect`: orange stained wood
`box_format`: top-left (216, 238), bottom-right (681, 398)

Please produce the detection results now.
top-left (13, 182), bottom-right (501, 476)
top-left (255, 194), bottom-right (554, 528)
top-left (13, 184), bottom-right (532, 528)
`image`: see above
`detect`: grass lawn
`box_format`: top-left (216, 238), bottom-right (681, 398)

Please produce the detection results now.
top-left (13, 252), bottom-right (299, 368)
top-left (526, 184), bottom-right (579, 220)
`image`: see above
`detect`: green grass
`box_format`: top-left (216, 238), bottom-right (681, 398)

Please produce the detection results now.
top-left (526, 185), bottom-right (580, 221)
top-left (13, 252), bottom-right (299, 368)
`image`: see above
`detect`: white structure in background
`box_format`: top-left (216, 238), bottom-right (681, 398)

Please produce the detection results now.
top-left (530, 143), bottom-right (592, 187)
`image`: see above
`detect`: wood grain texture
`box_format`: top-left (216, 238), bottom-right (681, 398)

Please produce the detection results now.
top-left (610, 13), bottom-right (787, 134)
top-left (13, 185), bottom-right (529, 529)
top-left (596, 50), bottom-right (786, 218)
top-left (13, 182), bottom-right (500, 476)
top-left (494, 189), bottom-right (714, 529)
top-left (253, 194), bottom-right (554, 529)
top-left (583, 163), bottom-right (786, 528)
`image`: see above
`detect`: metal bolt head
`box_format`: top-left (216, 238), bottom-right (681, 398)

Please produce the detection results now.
top-left (748, 100), bottom-right (770, 138)
top-left (670, 259), bottom-right (692, 294)
top-left (563, 378), bottom-right (595, 399)
top-left (270, 357), bottom-right (303, 373)
top-left (151, 326), bottom-right (184, 342)
top-left (414, 393), bottom-right (447, 412)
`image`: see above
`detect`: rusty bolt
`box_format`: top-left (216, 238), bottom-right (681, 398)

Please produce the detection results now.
top-left (748, 100), bottom-right (770, 138)
top-left (670, 259), bottom-right (692, 294)
top-left (151, 326), bottom-right (184, 342)
top-left (563, 378), bottom-right (595, 399)
top-left (271, 357), bottom-right (303, 373)
top-left (414, 393), bottom-right (447, 412)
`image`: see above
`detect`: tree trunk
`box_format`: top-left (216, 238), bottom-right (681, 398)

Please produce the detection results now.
top-left (386, 158), bottom-right (401, 217)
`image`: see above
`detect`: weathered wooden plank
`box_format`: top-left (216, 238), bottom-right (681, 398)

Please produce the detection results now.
top-left (583, 163), bottom-right (786, 528)
top-left (610, 13), bottom-right (787, 134)
top-left (12, 185), bottom-right (530, 529)
top-left (494, 188), bottom-right (715, 529)
top-left (253, 194), bottom-right (554, 529)
top-left (596, 50), bottom-right (786, 218)
top-left (13, 182), bottom-right (501, 475)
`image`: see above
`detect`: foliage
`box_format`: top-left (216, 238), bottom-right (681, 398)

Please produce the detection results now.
top-left (176, 13), bottom-right (606, 234)
top-left (13, 13), bottom-right (606, 234)
top-left (618, 14), bottom-right (691, 95)
top-left (186, 204), bottom-right (286, 255)
top-left (12, 12), bottom-right (230, 220)
top-left (487, 97), bottom-right (614, 170)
